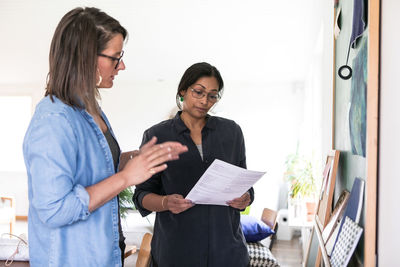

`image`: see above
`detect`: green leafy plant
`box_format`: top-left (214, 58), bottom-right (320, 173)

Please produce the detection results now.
top-left (284, 152), bottom-right (317, 200)
top-left (119, 187), bottom-right (135, 218)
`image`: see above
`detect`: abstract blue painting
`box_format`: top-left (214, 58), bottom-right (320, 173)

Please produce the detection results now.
top-left (349, 39), bottom-right (367, 157)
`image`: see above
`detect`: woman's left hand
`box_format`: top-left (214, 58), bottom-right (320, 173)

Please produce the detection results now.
top-left (227, 192), bottom-right (251, 210)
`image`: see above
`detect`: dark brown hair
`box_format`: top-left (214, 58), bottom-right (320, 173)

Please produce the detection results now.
top-left (176, 62), bottom-right (224, 110)
top-left (45, 7), bottom-right (127, 115)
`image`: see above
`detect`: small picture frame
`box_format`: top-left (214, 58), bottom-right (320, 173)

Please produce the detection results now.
top-left (304, 150), bottom-right (340, 267)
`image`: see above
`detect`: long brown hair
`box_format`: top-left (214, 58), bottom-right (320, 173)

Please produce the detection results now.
top-left (45, 7), bottom-right (127, 116)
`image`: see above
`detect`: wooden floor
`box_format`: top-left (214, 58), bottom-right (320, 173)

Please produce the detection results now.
top-left (271, 235), bottom-right (303, 267)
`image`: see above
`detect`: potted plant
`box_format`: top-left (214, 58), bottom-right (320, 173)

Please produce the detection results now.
top-left (119, 187), bottom-right (135, 218)
top-left (284, 152), bottom-right (318, 221)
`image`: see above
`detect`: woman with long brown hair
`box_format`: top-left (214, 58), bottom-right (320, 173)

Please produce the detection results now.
top-left (23, 7), bottom-right (187, 266)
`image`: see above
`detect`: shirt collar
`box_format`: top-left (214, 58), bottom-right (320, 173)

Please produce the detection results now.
top-left (172, 111), bottom-right (216, 134)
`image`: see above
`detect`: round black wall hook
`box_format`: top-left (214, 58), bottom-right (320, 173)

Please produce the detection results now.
top-left (338, 65), bottom-right (352, 80)
top-left (338, 43), bottom-right (353, 80)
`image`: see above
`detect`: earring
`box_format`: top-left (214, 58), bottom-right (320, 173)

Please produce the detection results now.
top-left (96, 69), bottom-right (102, 87)
top-left (180, 96), bottom-right (184, 102)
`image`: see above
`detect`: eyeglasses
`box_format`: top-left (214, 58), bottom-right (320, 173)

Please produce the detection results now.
top-left (190, 87), bottom-right (220, 103)
top-left (98, 50), bottom-right (124, 69)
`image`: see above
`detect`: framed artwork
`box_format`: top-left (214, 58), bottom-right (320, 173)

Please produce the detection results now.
top-left (332, 0), bottom-right (380, 265)
top-left (330, 217), bottom-right (363, 267)
top-left (364, 0), bottom-right (380, 265)
top-left (313, 150), bottom-right (340, 266)
top-left (304, 150), bottom-right (340, 267)
top-left (322, 190), bottom-right (350, 244)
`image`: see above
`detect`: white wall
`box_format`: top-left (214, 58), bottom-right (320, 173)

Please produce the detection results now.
top-left (378, 0), bottom-right (400, 265)
top-left (0, 0), bottom-right (331, 218)
top-left (0, 0), bottom-right (316, 85)
top-left (300, 0), bottom-right (333, 178)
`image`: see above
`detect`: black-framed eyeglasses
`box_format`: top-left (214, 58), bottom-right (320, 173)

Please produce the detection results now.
top-left (190, 87), bottom-right (220, 103)
top-left (98, 50), bottom-right (124, 69)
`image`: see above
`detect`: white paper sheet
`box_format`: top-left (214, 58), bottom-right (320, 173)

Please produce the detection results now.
top-left (185, 159), bottom-right (266, 206)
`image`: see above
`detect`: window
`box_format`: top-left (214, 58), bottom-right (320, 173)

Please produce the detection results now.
top-left (0, 96), bottom-right (32, 172)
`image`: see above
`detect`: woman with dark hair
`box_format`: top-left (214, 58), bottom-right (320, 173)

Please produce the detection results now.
top-left (134, 62), bottom-right (254, 267)
top-left (23, 7), bottom-right (187, 266)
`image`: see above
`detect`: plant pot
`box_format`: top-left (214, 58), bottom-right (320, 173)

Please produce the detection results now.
top-left (305, 201), bottom-right (317, 221)
top-left (288, 196), bottom-right (303, 219)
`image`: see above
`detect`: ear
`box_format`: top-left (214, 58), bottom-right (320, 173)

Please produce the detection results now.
top-left (179, 90), bottom-right (186, 97)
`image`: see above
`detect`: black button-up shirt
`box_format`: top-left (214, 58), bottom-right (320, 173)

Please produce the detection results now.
top-left (133, 112), bottom-right (254, 267)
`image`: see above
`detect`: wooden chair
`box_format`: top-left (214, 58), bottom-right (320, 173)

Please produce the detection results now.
top-left (261, 208), bottom-right (278, 231)
top-left (260, 208), bottom-right (278, 248)
top-left (124, 233), bottom-right (152, 267)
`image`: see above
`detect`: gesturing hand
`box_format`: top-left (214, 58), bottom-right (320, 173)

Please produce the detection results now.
top-left (164, 194), bottom-right (194, 214)
top-left (122, 136), bottom-right (188, 186)
top-left (118, 150), bottom-right (140, 171)
top-left (227, 192), bottom-right (251, 210)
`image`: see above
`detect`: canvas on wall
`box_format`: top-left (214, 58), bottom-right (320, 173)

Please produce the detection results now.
top-left (348, 39), bottom-right (367, 157)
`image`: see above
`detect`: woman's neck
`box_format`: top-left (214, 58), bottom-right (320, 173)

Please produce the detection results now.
top-left (180, 111), bottom-right (206, 131)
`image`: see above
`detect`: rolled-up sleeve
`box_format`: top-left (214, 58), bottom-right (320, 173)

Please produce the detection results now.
top-left (24, 112), bottom-right (91, 228)
top-left (133, 184), bottom-right (157, 217)
top-left (133, 169), bottom-right (163, 217)
top-left (73, 184), bottom-right (91, 219)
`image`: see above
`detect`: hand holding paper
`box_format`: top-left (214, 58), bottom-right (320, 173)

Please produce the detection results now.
top-left (185, 159), bottom-right (265, 206)
top-left (227, 191), bottom-right (251, 209)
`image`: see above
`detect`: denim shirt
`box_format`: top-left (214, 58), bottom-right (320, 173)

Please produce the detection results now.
top-left (23, 96), bottom-right (121, 267)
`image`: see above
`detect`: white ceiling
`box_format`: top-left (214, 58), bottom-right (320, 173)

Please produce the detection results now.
top-left (0, 0), bottom-right (323, 88)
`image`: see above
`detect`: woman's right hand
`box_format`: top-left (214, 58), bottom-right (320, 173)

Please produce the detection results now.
top-left (121, 136), bottom-right (188, 186)
top-left (164, 194), bottom-right (194, 214)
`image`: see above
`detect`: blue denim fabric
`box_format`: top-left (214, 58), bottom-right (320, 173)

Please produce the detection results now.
top-left (23, 96), bottom-right (121, 267)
